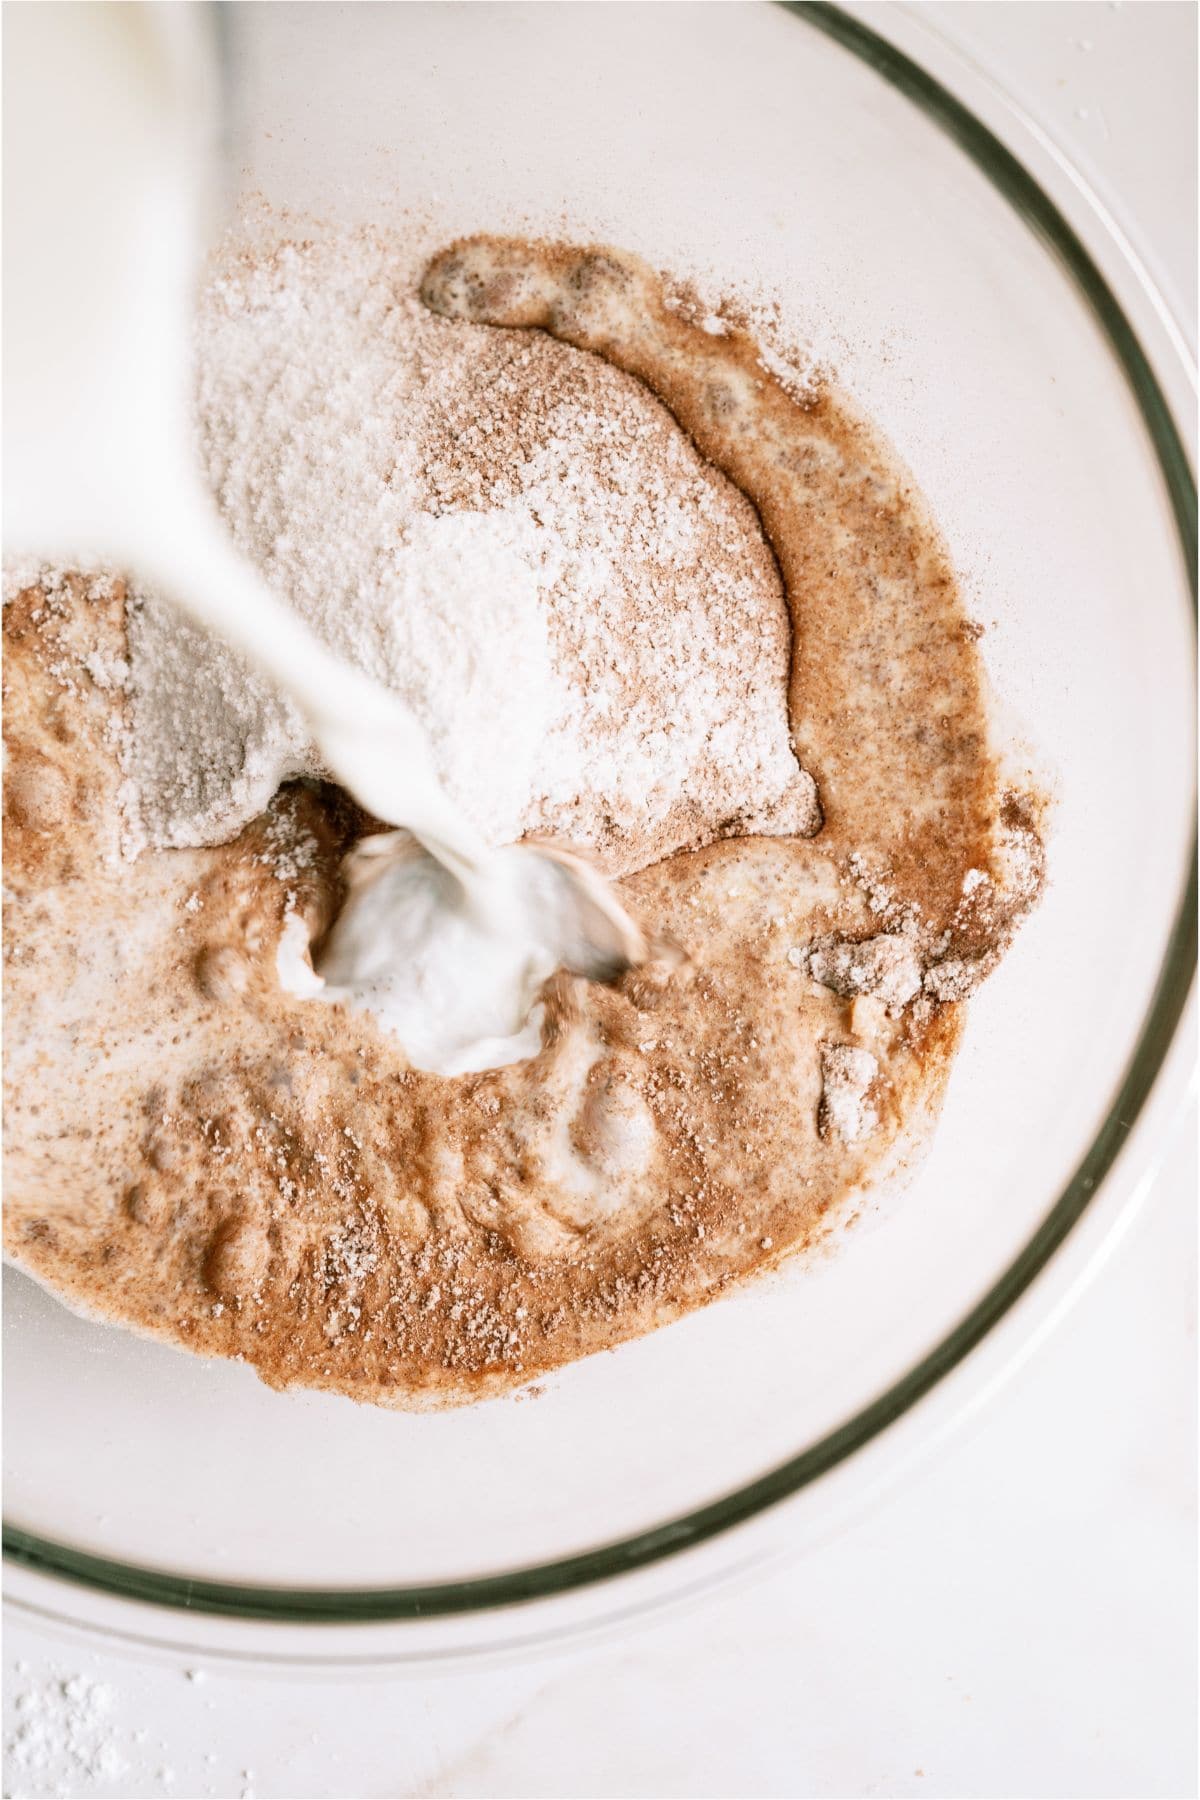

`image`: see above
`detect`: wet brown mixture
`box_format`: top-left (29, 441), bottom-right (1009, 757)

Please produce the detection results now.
top-left (3, 237), bottom-right (1043, 1407)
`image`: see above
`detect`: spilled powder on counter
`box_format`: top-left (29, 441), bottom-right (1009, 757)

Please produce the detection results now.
top-left (5, 1669), bottom-right (127, 1791)
top-left (3, 1660), bottom-right (233, 1798)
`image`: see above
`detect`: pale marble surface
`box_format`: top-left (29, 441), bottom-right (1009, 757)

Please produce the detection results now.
top-left (4, 6), bottom-right (1195, 1797)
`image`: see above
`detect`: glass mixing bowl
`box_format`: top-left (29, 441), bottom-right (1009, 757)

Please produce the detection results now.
top-left (4, 2), bottom-right (1194, 1664)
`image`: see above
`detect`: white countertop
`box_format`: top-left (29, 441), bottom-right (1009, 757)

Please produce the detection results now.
top-left (5, 6), bottom-right (1195, 1797)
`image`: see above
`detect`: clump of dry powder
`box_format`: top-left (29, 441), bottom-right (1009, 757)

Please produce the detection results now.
top-left (118, 225), bottom-right (818, 872)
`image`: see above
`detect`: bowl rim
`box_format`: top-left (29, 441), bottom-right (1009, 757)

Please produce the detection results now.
top-left (5, 0), bottom-right (1196, 1628)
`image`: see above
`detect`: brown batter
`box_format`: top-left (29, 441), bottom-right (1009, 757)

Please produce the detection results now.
top-left (2, 238), bottom-right (1043, 1407)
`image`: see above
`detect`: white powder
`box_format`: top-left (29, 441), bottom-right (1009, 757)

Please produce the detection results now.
top-left (5, 1672), bottom-right (127, 1791)
top-left (4, 1662), bottom-right (223, 1799)
top-left (818, 1044), bottom-right (880, 1145)
top-left (807, 933), bottom-right (924, 1012)
top-left (114, 225), bottom-right (817, 870)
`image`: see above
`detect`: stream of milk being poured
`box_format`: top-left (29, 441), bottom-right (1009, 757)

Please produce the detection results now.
top-left (4, 2), bottom-right (644, 1075)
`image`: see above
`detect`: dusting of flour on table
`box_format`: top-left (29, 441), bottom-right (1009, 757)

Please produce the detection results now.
top-left (5, 1669), bottom-right (127, 1791)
